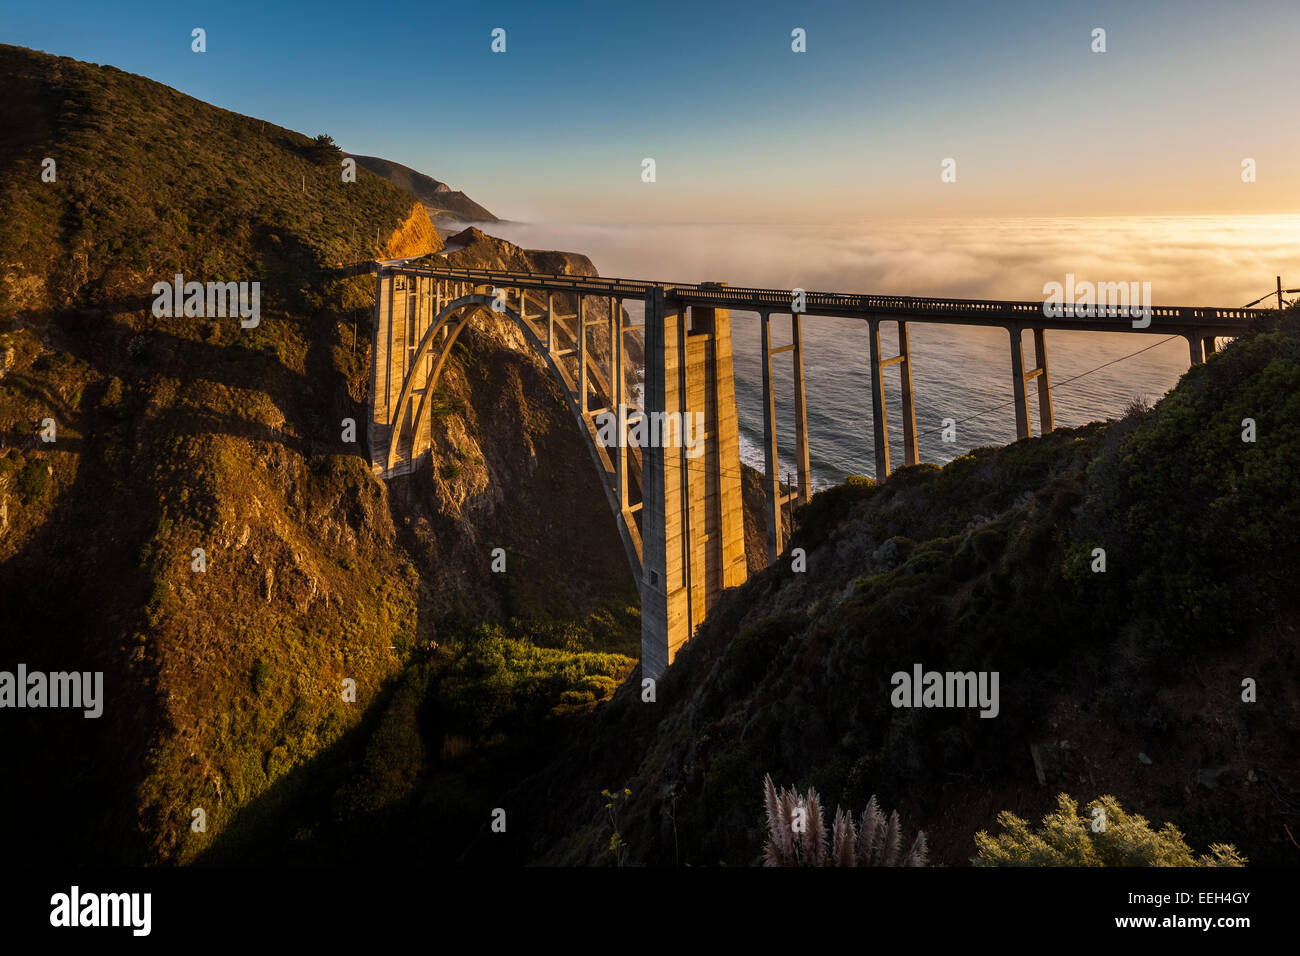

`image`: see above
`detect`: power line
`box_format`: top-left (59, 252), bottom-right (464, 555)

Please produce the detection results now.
top-left (1242, 275), bottom-right (1297, 310)
top-left (913, 334), bottom-right (1181, 440)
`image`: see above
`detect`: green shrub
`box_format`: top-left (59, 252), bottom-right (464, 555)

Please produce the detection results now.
top-left (723, 611), bottom-right (804, 689)
top-left (250, 660), bottom-right (273, 698)
top-left (972, 793), bottom-right (1246, 866)
top-left (17, 458), bottom-right (50, 504)
top-left (100, 376), bottom-right (124, 409)
top-left (434, 625), bottom-right (632, 738)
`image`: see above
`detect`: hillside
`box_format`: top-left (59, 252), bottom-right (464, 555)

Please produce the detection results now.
top-left (498, 309), bottom-right (1300, 867)
top-left (0, 44), bottom-right (646, 864)
top-left (353, 155), bottom-right (499, 224)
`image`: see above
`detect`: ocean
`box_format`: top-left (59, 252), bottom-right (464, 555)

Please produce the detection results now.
top-left (479, 216), bottom-right (1300, 487)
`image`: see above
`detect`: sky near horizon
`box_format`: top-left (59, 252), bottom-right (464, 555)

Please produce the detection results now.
top-left (1, 0), bottom-right (1297, 222)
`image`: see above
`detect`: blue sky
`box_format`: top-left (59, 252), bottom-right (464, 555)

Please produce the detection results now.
top-left (3, 0), bottom-right (1297, 220)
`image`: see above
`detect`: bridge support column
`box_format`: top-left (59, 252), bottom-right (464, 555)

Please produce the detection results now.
top-left (1032, 328), bottom-right (1054, 434)
top-left (792, 314), bottom-right (812, 502)
top-left (546, 293), bottom-right (554, 352)
top-left (865, 319), bottom-right (919, 478)
top-left (760, 311), bottom-right (784, 562)
top-left (1187, 334), bottom-right (1204, 365)
top-left (642, 287), bottom-right (690, 681)
top-left (397, 275), bottom-right (414, 450)
top-left (642, 287), bottom-right (747, 680)
top-left (695, 297), bottom-right (747, 596)
top-left (612, 298), bottom-right (628, 516)
top-left (1008, 325), bottom-right (1031, 440)
top-left (412, 277), bottom-right (423, 439)
top-left (577, 294), bottom-right (587, 414)
top-left (1202, 335), bottom-right (1218, 359)
top-left (368, 269), bottom-right (395, 469)
top-left (868, 318), bottom-right (891, 479)
top-left (898, 320), bottom-right (919, 467)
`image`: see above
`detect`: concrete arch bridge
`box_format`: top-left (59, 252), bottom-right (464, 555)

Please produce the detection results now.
top-left (368, 261), bottom-right (1261, 679)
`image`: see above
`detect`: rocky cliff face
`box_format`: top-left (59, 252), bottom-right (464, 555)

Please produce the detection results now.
top-left (382, 205), bottom-right (442, 260)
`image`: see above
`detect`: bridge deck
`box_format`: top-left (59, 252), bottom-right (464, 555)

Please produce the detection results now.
top-left (377, 261), bottom-right (1266, 338)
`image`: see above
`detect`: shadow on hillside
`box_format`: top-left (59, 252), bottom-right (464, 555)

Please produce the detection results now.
top-left (0, 370), bottom-right (169, 865)
top-left (190, 647), bottom-right (524, 867)
top-left (1, 289), bottom-right (373, 863)
top-left (23, 301), bottom-right (368, 464)
top-left (190, 665), bottom-right (412, 866)
top-left (189, 640), bottom-right (609, 867)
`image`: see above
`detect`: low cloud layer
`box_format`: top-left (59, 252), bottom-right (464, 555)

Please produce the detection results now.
top-left (482, 215), bottom-right (1300, 308)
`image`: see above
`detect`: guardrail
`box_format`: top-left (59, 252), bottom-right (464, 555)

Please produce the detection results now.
top-left (378, 261), bottom-right (1266, 331)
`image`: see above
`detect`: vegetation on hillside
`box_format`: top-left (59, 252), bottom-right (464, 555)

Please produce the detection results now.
top-left (974, 793), bottom-right (1245, 866)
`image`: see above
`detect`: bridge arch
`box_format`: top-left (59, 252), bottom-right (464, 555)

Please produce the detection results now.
top-left (377, 284), bottom-right (646, 585)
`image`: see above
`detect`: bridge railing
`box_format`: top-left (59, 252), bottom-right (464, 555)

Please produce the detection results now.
top-left (380, 262), bottom-right (1266, 330)
top-left (673, 285), bottom-right (1265, 325)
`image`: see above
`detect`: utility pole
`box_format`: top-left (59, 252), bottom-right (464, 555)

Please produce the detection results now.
top-left (1242, 277), bottom-right (1297, 312)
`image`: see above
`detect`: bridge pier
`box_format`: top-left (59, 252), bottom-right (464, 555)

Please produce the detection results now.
top-left (642, 287), bottom-right (747, 680)
top-left (1008, 325), bottom-right (1055, 439)
top-left (758, 310), bottom-right (817, 562)
top-left (866, 318), bottom-right (918, 479)
top-left (545, 292), bottom-right (554, 352)
top-left (577, 294), bottom-right (587, 414)
top-left (1008, 325), bottom-right (1031, 440)
top-left (898, 321), bottom-right (919, 467)
top-left (611, 297), bottom-right (629, 520)
top-left (791, 314), bottom-right (813, 502)
top-left (1032, 328), bottom-right (1054, 434)
top-left (760, 312), bottom-right (784, 561)
top-left (867, 319), bottom-right (891, 478)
